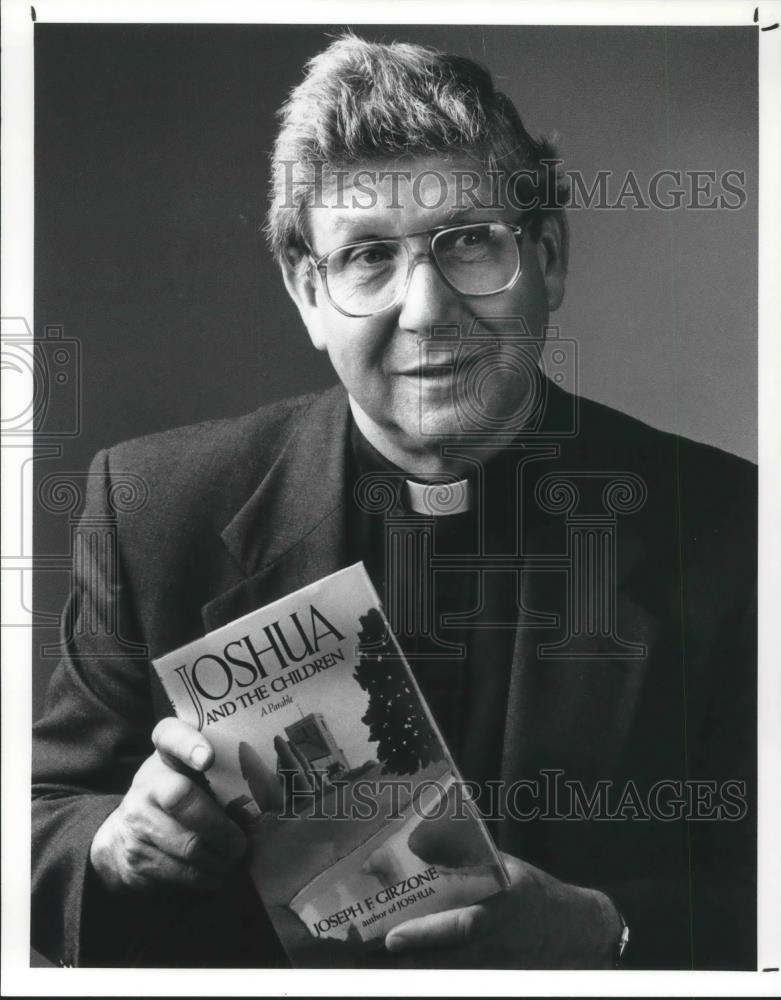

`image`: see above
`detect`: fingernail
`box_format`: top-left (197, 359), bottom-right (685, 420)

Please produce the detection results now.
top-left (191, 745), bottom-right (210, 769)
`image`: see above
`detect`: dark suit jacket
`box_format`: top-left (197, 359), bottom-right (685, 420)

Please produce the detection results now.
top-left (31, 381), bottom-right (757, 969)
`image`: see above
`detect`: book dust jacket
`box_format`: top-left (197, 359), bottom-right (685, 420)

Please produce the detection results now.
top-left (153, 562), bottom-right (509, 966)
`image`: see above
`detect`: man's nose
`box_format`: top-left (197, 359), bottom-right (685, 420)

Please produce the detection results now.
top-left (397, 254), bottom-right (462, 335)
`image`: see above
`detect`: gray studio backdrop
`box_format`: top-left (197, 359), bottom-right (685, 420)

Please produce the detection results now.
top-left (33, 23), bottom-right (757, 722)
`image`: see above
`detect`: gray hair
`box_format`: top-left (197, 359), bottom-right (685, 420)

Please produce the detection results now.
top-left (266, 34), bottom-right (567, 265)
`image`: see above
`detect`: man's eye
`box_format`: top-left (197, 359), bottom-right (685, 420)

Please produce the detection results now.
top-left (437, 226), bottom-right (495, 261)
top-left (348, 244), bottom-right (396, 266)
top-left (455, 228), bottom-right (490, 248)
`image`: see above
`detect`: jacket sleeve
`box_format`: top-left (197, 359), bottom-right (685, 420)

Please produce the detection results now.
top-left (600, 587), bottom-right (757, 970)
top-left (31, 448), bottom-right (157, 966)
top-left (31, 448), bottom-right (286, 968)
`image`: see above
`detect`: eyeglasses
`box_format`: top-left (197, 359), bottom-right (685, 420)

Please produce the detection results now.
top-left (308, 221), bottom-right (524, 318)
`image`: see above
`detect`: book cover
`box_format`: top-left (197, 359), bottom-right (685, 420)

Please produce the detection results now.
top-left (152, 562), bottom-right (509, 966)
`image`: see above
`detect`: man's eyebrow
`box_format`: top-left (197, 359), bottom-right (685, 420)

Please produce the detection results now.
top-left (325, 207), bottom-right (496, 240)
top-left (325, 215), bottom-right (385, 239)
top-left (327, 215), bottom-right (359, 232)
top-left (439, 206), bottom-right (488, 225)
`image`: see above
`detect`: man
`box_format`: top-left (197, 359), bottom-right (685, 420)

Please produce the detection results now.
top-left (32, 35), bottom-right (756, 969)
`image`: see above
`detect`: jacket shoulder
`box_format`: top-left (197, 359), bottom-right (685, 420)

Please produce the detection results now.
top-left (109, 390), bottom-right (319, 462)
top-left (109, 388), bottom-right (324, 468)
top-left (98, 388), bottom-right (341, 524)
top-left (575, 390), bottom-right (755, 477)
top-left (572, 390), bottom-right (756, 540)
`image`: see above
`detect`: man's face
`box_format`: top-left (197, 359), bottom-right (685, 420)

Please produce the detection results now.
top-left (284, 155), bottom-right (566, 471)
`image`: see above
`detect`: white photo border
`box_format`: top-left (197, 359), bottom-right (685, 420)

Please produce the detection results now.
top-left (2, 0), bottom-right (779, 995)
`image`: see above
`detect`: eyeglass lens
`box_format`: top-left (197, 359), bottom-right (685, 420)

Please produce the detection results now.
top-left (323, 223), bottom-right (520, 316)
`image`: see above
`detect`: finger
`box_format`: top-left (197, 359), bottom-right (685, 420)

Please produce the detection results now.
top-left (140, 808), bottom-right (244, 876)
top-left (152, 717), bottom-right (213, 773)
top-left (121, 835), bottom-right (225, 891)
top-left (150, 768), bottom-right (246, 858)
top-left (385, 903), bottom-right (487, 954)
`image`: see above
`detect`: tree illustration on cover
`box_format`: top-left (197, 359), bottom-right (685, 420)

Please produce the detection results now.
top-left (354, 607), bottom-right (444, 775)
top-left (238, 741), bottom-right (284, 812)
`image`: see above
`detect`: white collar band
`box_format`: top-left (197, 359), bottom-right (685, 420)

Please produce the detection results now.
top-left (404, 478), bottom-right (473, 516)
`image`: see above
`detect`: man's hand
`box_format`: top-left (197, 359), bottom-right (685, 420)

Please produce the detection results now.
top-left (89, 718), bottom-right (247, 892)
top-left (384, 853), bottom-right (622, 969)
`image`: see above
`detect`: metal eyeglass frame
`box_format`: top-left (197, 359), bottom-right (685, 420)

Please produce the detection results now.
top-left (306, 221), bottom-right (524, 318)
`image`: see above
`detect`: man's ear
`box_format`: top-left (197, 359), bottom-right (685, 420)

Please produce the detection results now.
top-left (281, 252), bottom-right (329, 352)
top-left (534, 214), bottom-right (568, 312)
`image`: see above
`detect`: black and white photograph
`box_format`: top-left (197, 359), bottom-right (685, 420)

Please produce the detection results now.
top-left (2, 1), bottom-right (780, 994)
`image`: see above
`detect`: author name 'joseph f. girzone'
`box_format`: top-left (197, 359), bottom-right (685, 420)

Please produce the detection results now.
top-left (310, 866), bottom-right (440, 937)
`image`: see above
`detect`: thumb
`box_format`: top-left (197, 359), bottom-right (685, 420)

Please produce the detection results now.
top-left (385, 904), bottom-right (486, 953)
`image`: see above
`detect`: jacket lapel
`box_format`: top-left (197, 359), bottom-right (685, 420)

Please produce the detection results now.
top-left (201, 387), bottom-right (352, 632)
top-left (498, 382), bottom-right (663, 828)
top-left (499, 539), bottom-right (660, 786)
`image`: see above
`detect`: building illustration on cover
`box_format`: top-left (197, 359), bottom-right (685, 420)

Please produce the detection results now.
top-left (284, 712), bottom-right (350, 778)
top-left (227, 711), bottom-right (353, 818)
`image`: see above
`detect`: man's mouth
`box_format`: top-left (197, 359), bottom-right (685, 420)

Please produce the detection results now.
top-left (396, 366), bottom-right (452, 378)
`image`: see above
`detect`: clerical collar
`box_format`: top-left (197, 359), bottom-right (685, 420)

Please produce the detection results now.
top-left (349, 419), bottom-right (474, 516)
top-left (404, 477), bottom-right (472, 515)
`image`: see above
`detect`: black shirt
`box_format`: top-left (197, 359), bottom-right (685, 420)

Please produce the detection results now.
top-left (347, 419), bottom-right (519, 821)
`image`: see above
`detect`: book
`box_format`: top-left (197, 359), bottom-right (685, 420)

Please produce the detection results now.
top-left (152, 562), bottom-right (509, 966)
